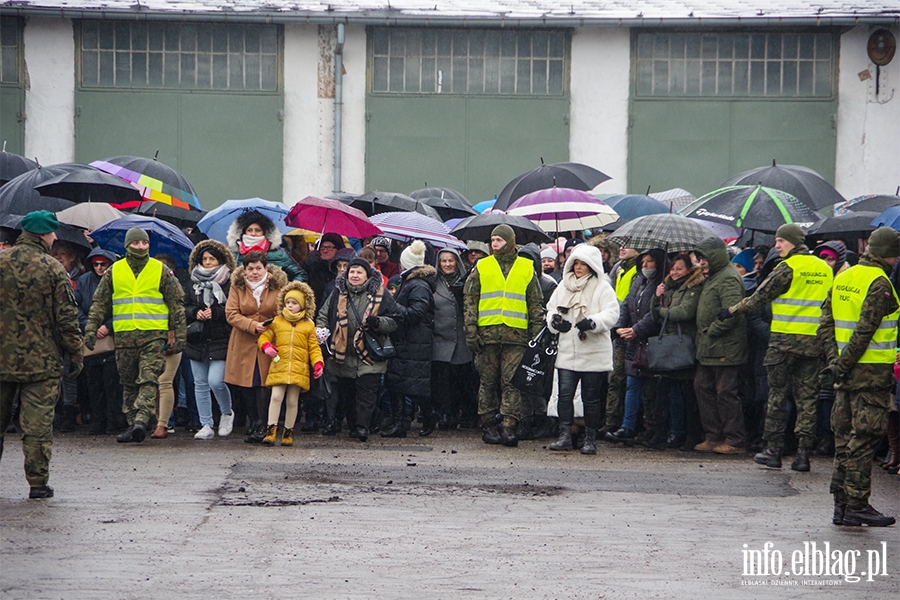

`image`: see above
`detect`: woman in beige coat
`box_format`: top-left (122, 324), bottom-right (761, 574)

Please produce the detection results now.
top-left (224, 250), bottom-right (288, 442)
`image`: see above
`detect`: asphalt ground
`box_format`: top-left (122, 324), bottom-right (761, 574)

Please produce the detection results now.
top-left (1, 427), bottom-right (897, 599)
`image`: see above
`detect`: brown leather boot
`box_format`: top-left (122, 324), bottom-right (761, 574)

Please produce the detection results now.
top-left (150, 424), bottom-right (168, 439)
top-left (881, 412), bottom-right (899, 470)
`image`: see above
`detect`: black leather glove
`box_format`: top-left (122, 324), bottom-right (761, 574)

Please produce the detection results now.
top-left (819, 364), bottom-right (843, 389)
top-left (575, 318), bottom-right (595, 332)
top-left (365, 316), bottom-right (380, 330)
top-left (552, 313), bottom-right (572, 332)
top-left (66, 360), bottom-right (83, 380)
top-left (716, 307), bottom-right (733, 321)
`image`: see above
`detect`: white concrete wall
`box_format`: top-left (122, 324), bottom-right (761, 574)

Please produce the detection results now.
top-left (23, 18), bottom-right (75, 165)
top-left (340, 26), bottom-right (368, 196)
top-left (282, 24), bottom-right (321, 205)
top-left (569, 28), bottom-right (631, 194)
top-left (835, 25), bottom-right (900, 199)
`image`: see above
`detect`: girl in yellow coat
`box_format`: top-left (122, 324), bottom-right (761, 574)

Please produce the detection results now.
top-left (258, 281), bottom-right (324, 445)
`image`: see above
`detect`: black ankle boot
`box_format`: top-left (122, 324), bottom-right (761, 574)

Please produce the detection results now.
top-left (419, 412), bottom-right (439, 437)
top-left (244, 421), bottom-right (265, 444)
top-left (322, 418), bottom-right (340, 436)
top-left (791, 447), bottom-right (811, 472)
top-left (379, 419), bottom-right (407, 438)
top-left (580, 428), bottom-right (598, 455)
top-left (754, 446), bottom-right (783, 468)
top-left (549, 423), bottom-right (573, 451)
top-left (482, 424), bottom-right (502, 445)
top-left (500, 425), bottom-right (518, 447)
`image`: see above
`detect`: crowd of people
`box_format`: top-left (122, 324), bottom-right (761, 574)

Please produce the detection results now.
top-left (1, 207), bottom-right (898, 528)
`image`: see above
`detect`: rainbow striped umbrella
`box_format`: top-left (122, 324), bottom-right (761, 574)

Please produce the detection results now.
top-left (91, 155), bottom-right (201, 211)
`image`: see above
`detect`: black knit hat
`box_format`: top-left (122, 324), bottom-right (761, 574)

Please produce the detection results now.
top-left (347, 257), bottom-right (373, 277)
top-left (235, 209), bottom-right (275, 236)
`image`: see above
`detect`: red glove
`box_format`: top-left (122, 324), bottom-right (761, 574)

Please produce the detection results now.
top-left (313, 362), bottom-right (324, 379)
top-left (262, 342), bottom-right (278, 358)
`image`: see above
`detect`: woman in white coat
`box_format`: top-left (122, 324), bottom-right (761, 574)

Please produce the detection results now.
top-left (546, 244), bottom-right (619, 454)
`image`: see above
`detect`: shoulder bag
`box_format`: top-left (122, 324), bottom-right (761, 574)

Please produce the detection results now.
top-left (348, 296), bottom-right (396, 361)
top-left (511, 326), bottom-right (558, 393)
top-left (647, 313), bottom-right (696, 372)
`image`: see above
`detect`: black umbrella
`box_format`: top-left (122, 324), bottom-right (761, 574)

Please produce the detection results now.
top-left (681, 185), bottom-right (819, 233)
top-left (450, 212), bottom-right (551, 245)
top-left (327, 192), bottom-right (363, 206)
top-left (133, 201), bottom-right (204, 229)
top-left (806, 211), bottom-right (880, 238)
top-left (409, 187), bottom-right (477, 220)
top-left (350, 191), bottom-right (442, 221)
top-left (34, 166), bottom-right (144, 204)
top-left (0, 163), bottom-right (83, 216)
top-left (0, 214), bottom-right (91, 249)
top-left (720, 160), bottom-right (844, 211)
top-left (0, 148), bottom-right (38, 186)
top-left (839, 194), bottom-right (900, 215)
top-left (494, 161), bottom-right (611, 211)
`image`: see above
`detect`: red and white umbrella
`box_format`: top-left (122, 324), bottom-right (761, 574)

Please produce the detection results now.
top-left (506, 187), bottom-right (619, 232)
top-left (370, 212), bottom-right (467, 250)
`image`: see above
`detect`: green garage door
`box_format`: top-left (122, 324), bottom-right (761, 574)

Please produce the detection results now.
top-left (628, 30), bottom-right (838, 199)
top-left (366, 28), bottom-right (570, 203)
top-left (0, 18), bottom-right (25, 155)
top-left (74, 21), bottom-right (283, 211)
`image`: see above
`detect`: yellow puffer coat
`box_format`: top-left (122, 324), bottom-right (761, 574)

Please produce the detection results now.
top-left (257, 281), bottom-right (323, 391)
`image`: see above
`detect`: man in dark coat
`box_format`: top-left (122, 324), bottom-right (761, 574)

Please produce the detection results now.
top-left (303, 232), bottom-right (347, 307)
top-left (383, 240), bottom-right (437, 437)
top-left (0, 211), bottom-right (83, 499)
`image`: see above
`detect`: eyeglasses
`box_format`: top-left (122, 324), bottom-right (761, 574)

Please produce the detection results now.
top-left (320, 245), bottom-right (336, 251)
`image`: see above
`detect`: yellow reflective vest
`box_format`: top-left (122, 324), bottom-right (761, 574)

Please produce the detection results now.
top-left (476, 255), bottom-right (533, 329)
top-left (832, 265), bottom-right (900, 364)
top-left (615, 265), bottom-right (636, 302)
top-left (770, 254), bottom-right (833, 336)
top-left (111, 258), bottom-right (169, 332)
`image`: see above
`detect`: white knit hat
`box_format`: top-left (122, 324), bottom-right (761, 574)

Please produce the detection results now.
top-left (541, 247), bottom-right (557, 260)
top-left (400, 239), bottom-right (426, 270)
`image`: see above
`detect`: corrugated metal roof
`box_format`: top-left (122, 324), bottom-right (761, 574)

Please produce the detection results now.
top-left (1, 0), bottom-right (898, 24)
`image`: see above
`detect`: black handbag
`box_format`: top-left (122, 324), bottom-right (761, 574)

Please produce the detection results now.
top-left (348, 297), bottom-right (396, 361)
top-left (647, 313), bottom-right (696, 372)
top-left (186, 320), bottom-right (204, 342)
top-left (511, 327), bottom-right (558, 393)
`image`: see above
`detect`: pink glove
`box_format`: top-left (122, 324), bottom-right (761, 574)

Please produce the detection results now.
top-left (313, 362), bottom-right (324, 379)
top-left (262, 342), bottom-right (278, 358)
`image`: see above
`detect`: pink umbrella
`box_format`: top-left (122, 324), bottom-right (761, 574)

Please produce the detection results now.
top-left (285, 195), bottom-right (382, 238)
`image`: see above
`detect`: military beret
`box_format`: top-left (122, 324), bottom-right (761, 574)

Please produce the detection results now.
top-left (20, 210), bottom-right (59, 234)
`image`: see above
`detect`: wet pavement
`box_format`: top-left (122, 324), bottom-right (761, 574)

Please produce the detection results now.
top-left (1, 427), bottom-right (898, 599)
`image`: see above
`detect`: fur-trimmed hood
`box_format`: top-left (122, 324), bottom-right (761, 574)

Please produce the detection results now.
top-left (189, 238), bottom-right (237, 272)
top-left (403, 264), bottom-right (436, 281)
top-left (225, 209), bottom-right (283, 252)
top-left (276, 280), bottom-right (316, 320)
top-left (230, 263), bottom-right (288, 291)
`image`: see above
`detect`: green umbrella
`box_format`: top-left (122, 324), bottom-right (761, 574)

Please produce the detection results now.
top-left (681, 185), bottom-right (819, 233)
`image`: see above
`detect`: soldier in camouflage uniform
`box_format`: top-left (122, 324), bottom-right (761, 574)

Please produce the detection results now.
top-left (85, 227), bottom-right (186, 443)
top-left (723, 224), bottom-right (832, 471)
top-left (0, 211), bottom-right (83, 499)
top-left (464, 224), bottom-right (544, 447)
top-left (818, 227), bottom-right (899, 527)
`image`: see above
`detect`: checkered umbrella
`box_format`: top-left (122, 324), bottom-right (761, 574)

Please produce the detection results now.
top-left (609, 213), bottom-right (712, 253)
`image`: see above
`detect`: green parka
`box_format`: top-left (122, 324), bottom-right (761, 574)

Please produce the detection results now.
top-left (694, 237), bottom-right (748, 367)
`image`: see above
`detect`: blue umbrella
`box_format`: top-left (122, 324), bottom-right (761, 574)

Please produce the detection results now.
top-left (601, 194), bottom-right (669, 220)
top-left (197, 197), bottom-right (292, 243)
top-left (90, 214), bottom-right (194, 268)
top-left (871, 205), bottom-right (900, 231)
top-left (472, 199), bottom-right (496, 213)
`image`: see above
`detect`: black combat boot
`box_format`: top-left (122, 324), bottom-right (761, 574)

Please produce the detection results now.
top-left (791, 447), bottom-right (811, 472)
top-left (580, 428), bottom-right (598, 455)
top-left (419, 411), bottom-right (439, 437)
top-left (499, 425), bottom-right (518, 447)
top-left (116, 421), bottom-right (146, 443)
top-left (832, 502), bottom-right (846, 525)
top-left (244, 420), bottom-right (265, 444)
top-left (549, 423), bottom-right (573, 451)
top-left (842, 504), bottom-right (896, 527)
top-left (29, 485), bottom-right (54, 499)
top-left (482, 423), bottom-right (502, 445)
top-left (753, 446), bottom-right (782, 468)
top-left (812, 433), bottom-right (835, 457)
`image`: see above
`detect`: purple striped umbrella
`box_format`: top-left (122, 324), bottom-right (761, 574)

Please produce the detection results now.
top-left (506, 187), bottom-right (619, 232)
top-left (370, 212), bottom-right (467, 250)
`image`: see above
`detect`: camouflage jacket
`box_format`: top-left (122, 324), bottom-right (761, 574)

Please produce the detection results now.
top-left (0, 233), bottom-right (83, 382)
top-left (818, 255), bottom-right (899, 391)
top-left (85, 255), bottom-right (187, 350)
top-left (729, 246), bottom-right (821, 357)
top-left (463, 245), bottom-right (545, 346)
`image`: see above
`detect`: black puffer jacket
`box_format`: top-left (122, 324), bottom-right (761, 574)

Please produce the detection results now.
top-left (386, 265), bottom-right (437, 398)
top-left (184, 239), bottom-right (236, 362)
top-left (614, 248), bottom-right (666, 377)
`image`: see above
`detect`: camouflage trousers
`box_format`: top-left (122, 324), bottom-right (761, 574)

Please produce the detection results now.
top-left (474, 343), bottom-right (525, 427)
top-left (605, 338), bottom-right (627, 429)
top-left (763, 351), bottom-right (819, 448)
top-left (0, 378), bottom-right (59, 486)
top-left (829, 387), bottom-right (890, 506)
top-left (117, 340), bottom-right (167, 426)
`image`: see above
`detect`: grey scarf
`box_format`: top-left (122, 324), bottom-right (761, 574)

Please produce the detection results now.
top-left (191, 264), bottom-right (230, 307)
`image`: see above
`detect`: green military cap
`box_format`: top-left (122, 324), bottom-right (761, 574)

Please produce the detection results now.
top-left (774, 223), bottom-right (805, 247)
top-left (20, 210), bottom-right (59, 234)
top-left (867, 227), bottom-right (900, 259)
top-left (124, 226), bottom-right (150, 247)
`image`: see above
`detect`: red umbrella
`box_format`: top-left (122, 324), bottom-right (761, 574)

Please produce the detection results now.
top-left (285, 196), bottom-right (382, 238)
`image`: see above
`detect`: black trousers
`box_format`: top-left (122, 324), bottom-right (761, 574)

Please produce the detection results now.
top-left (556, 369), bottom-right (607, 429)
top-left (84, 356), bottom-right (123, 432)
top-left (336, 374), bottom-right (381, 431)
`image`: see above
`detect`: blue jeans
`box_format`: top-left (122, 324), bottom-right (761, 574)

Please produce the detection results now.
top-left (621, 376), bottom-right (644, 431)
top-left (190, 358), bottom-right (232, 427)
